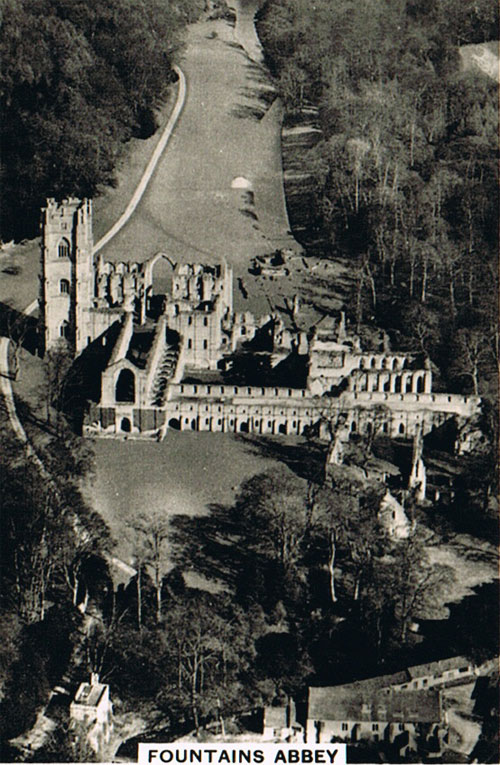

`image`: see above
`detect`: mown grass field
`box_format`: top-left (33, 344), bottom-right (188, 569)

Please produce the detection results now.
top-left (84, 431), bottom-right (291, 568)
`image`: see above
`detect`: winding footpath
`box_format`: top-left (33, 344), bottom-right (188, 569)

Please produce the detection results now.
top-left (0, 336), bottom-right (47, 474)
top-left (93, 65), bottom-right (186, 254)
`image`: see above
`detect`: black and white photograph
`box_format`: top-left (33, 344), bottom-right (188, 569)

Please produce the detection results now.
top-left (0, 0), bottom-right (498, 762)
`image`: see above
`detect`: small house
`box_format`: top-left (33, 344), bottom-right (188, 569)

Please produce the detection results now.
top-left (70, 673), bottom-right (113, 756)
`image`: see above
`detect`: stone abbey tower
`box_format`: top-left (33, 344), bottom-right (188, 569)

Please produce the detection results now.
top-left (40, 198), bottom-right (94, 354)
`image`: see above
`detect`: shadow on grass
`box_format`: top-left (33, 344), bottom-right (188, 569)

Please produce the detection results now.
top-left (0, 301), bottom-right (40, 355)
top-left (169, 501), bottom-right (249, 586)
top-left (239, 207), bottom-right (258, 220)
top-left (221, 39), bottom-right (246, 52)
top-left (233, 433), bottom-right (327, 484)
top-left (238, 85), bottom-right (276, 106)
top-left (230, 103), bottom-right (266, 120)
top-left (244, 61), bottom-right (270, 82)
top-left (168, 436), bottom-right (327, 588)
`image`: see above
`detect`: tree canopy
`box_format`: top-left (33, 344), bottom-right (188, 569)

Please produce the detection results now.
top-left (257, 0), bottom-right (498, 450)
top-left (0, 0), bottom-right (202, 239)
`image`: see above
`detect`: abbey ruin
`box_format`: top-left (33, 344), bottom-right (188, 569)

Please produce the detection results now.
top-left (40, 198), bottom-right (480, 444)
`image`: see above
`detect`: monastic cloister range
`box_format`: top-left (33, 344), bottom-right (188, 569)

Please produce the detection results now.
top-left (40, 198), bottom-right (480, 443)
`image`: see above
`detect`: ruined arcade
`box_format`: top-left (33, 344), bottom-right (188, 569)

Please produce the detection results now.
top-left (40, 198), bottom-right (480, 444)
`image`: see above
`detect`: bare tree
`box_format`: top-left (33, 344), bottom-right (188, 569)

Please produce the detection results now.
top-left (130, 511), bottom-right (171, 623)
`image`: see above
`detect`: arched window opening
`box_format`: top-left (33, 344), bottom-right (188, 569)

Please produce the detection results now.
top-left (417, 376), bottom-right (425, 393)
top-left (58, 238), bottom-right (70, 258)
top-left (395, 375), bottom-right (402, 393)
top-left (399, 423), bottom-right (405, 435)
top-left (370, 357), bottom-right (376, 369)
top-left (59, 321), bottom-right (70, 339)
top-left (59, 278), bottom-right (70, 294)
top-left (115, 369), bottom-right (135, 403)
top-left (120, 417), bottom-right (131, 433)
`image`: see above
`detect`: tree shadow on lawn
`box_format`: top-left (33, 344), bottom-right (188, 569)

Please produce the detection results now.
top-left (231, 102), bottom-right (266, 120)
top-left (238, 85), bottom-right (277, 107)
top-left (233, 433), bottom-right (327, 484)
top-left (169, 501), bottom-right (252, 588)
top-left (220, 39), bottom-right (246, 52)
top-left (244, 61), bottom-right (271, 84)
top-left (169, 437), bottom-right (327, 589)
top-left (300, 285), bottom-right (350, 312)
top-left (0, 301), bottom-right (39, 355)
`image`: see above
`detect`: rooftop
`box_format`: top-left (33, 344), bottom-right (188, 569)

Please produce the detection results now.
top-left (73, 681), bottom-right (107, 708)
top-left (308, 686), bottom-right (441, 724)
top-left (407, 656), bottom-right (472, 680)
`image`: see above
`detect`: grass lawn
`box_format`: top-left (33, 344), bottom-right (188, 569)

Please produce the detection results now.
top-left (0, 240), bottom-right (40, 313)
top-left (85, 431), bottom-right (293, 569)
top-left (12, 348), bottom-right (45, 409)
top-left (92, 87), bottom-right (178, 243)
top-left (427, 534), bottom-right (498, 618)
top-left (95, 17), bottom-right (299, 291)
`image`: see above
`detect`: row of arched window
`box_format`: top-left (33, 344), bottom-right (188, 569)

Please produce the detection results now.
top-left (360, 356), bottom-right (404, 370)
top-left (58, 238), bottom-right (70, 258)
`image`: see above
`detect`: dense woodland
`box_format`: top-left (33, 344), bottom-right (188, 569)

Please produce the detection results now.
top-left (258, 0), bottom-right (498, 412)
top-left (0, 0), bottom-right (202, 239)
top-left (0, 0), bottom-right (498, 761)
top-left (0, 404), bottom-right (497, 760)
